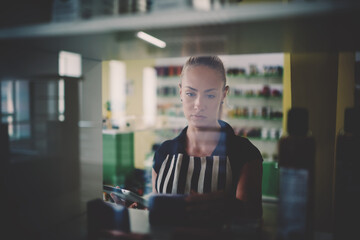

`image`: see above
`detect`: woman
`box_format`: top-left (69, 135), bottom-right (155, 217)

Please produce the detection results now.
top-left (152, 56), bottom-right (263, 221)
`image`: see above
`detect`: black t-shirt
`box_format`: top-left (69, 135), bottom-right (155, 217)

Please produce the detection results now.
top-left (153, 120), bottom-right (263, 197)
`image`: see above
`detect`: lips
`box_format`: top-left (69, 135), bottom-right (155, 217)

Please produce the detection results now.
top-left (191, 114), bottom-right (206, 119)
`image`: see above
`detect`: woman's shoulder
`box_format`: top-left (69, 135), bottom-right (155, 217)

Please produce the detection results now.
top-left (232, 135), bottom-right (256, 146)
top-left (156, 138), bottom-right (178, 154)
top-left (153, 132), bottom-right (186, 173)
top-left (155, 128), bottom-right (187, 157)
top-left (228, 134), bottom-right (263, 162)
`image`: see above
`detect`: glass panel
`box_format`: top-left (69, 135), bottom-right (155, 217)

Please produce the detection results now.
top-left (7, 115), bottom-right (14, 137)
top-left (15, 80), bottom-right (30, 122)
top-left (1, 81), bottom-right (14, 115)
top-left (58, 79), bottom-right (65, 121)
top-left (15, 123), bottom-right (31, 139)
top-left (1, 80), bottom-right (31, 140)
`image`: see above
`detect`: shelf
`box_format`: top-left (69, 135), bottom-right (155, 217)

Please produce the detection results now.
top-left (157, 76), bottom-right (181, 80)
top-left (246, 137), bottom-right (279, 143)
top-left (227, 75), bottom-right (283, 85)
top-left (157, 82), bottom-right (180, 88)
top-left (156, 115), bottom-right (187, 129)
top-left (157, 95), bottom-right (179, 98)
top-left (0, 2), bottom-right (357, 39)
top-left (228, 95), bottom-right (282, 100)
top-left (228, 74), bottom-right (283, 79)
top-left (158, 95), bottom-right (283, 101)
top-left (262, 195), bottom-right (279, 203)
top-left (157, 96), bottom-right (181, 105)
top-left (228, 116), bottom-right (283, 121)
top-left (157, 75), bottom-right (282, 81)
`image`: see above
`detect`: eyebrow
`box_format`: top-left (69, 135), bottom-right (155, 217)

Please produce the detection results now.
top-left (184, 86), bottom-right (218, 93)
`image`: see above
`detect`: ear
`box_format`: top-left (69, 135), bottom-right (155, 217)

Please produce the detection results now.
top-left (222, 85), bottom-right (229, 101)
top-left (179, 83), bottom-right (182, 97)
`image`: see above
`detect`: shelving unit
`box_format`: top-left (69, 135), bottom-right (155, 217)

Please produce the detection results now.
top-left (153, 54), bottom-right (284, 199)
top-left (229, 95), bottom-right (282, 100)
top-left (1, 2), bottom-right (359, 62)
top-left (224, 86), bottom-right (283, 160)
top-left (154, 54), bottom-right (284, 159)
top-left (0, 2), bottom-right (352, 39)
top-left (228, 116), bottom-right (283, 121)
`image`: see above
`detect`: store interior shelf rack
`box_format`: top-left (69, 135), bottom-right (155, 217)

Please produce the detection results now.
top-left (0, 2), bottom-right (358, 39)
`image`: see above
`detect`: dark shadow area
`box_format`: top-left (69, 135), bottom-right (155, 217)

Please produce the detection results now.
top-left (0, 68), bottom-right (82, 239)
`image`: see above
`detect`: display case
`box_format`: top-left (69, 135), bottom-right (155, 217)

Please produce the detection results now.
top-left (225, 73), bottom-right (283, 162)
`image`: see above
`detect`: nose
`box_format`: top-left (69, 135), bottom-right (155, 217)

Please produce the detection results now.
top-left (194, 95), bottom-right (205, 111)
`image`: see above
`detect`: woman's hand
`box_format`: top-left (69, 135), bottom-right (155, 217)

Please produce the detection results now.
top-left (108, 186), bottom-right (124, 205)
top-left (128, 202), bottom-right (148, 210)
top-left (109, 186), bottom-right (147, 209)
top-left (109, 192), bottom-right (126, 206)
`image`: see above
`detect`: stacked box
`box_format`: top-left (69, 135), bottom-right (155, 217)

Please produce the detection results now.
top-left (103, 132), bottom-right (134, 186)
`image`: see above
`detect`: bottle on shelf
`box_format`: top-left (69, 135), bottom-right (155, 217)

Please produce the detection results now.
top-left (334, 107), bottom-right (360, 239)
top-left (228, 105), bottom-right (282, 121)
top-left (237, 126), bottom-right (282, 142)
top-left (277, 107), bottom-right (316, 240)
top-left (155, 65), bottom-right (182, 77)
top-left (227, 67), bottom-right (246, 76)
top-left (264, 65), bottom-right (283, 77)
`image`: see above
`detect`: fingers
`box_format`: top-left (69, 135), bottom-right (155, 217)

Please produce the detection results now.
top-left (110, 186), bottom-right (128, 206)
top-left (110, 193), bottom-right (125, 205)
top-left (128, 202), bottom-right (138, 208)
top-left (128, 202), bottom-right (148, 210)
top-left (108, 186), bottom-right (122, 204)
top-left (109, 194), bottom-right (139, 208)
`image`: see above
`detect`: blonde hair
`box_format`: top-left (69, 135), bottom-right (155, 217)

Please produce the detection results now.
top-left (180, 56), bottom-right (227, 88)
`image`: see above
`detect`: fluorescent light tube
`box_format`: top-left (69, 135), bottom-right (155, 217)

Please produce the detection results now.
top-left (136, 31), bottom-right (166, 48)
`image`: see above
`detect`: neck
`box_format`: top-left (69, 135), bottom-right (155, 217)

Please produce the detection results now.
top-left (186, 121), bottom-right (221, 156)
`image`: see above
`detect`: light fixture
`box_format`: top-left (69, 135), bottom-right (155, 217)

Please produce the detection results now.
top-left (59, 50), bottom-right (82, 77)
top-left (136, 31), bottom-right (166, 48)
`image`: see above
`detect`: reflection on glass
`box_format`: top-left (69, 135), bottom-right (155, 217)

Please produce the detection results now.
top-left (102, 53), bottom-right (285, 207)
top-left (0, 78), bottom-right (67, 154)
top-left (1, 80), bottom-right (30, 140)
top-left (58, 79), bottom-right (65, 121)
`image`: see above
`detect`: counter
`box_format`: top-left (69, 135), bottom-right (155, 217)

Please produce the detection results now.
top-left (87, 199), bottom-right (273, 240)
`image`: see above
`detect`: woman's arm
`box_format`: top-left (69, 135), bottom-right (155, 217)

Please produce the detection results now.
top-left (235, 158), bottom-right (263, 218)
top-left (152, 169), bottom-right (158, 193)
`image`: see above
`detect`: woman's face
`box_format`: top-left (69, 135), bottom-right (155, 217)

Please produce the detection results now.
top-left (180, 65), bottom-right (227, 129)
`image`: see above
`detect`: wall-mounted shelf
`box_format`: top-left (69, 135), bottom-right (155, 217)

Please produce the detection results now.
top-left (0, 2), bottom-right (357, 39)
top-left (228, 95), bottom-right (282, 100)
top-left (157, 76), bottom-right (180, 80)
top-left (227, 76), bottom-right (283, 85)
top-left (229, 116), bottom-right (283, 121)
top-left (247, 137), bottom-right (280, 143)
top-left (225, 118), bottom-right (283, 131)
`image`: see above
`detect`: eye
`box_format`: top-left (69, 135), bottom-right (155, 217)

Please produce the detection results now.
top-left (207, 94), bottom-right (215, 99)
top-left (186, 92), bottom-right (195, 97)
